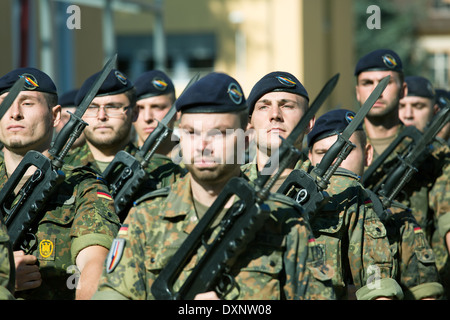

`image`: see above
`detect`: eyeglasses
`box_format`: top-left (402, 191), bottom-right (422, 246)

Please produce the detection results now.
top-left (84, 104), bottom-right (130, 117)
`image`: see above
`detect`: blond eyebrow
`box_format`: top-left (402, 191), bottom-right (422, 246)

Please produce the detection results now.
top-left (257, 98), bottom-right (299, 105)
top-left (18, 94), bottom-right (40, 101)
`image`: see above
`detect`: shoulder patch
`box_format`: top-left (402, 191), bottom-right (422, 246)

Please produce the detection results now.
top-left (106, 238), bottom-right (125, 273)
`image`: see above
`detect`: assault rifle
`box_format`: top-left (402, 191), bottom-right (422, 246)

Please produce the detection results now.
top-left (375, 105), bottom-right (450, 209)
top-left (150, 73), bottom-right (340, 300)
top-left (362, 125), bottom-right (422, 190)
top-left (0, 76), bottom-right (26, 120)
top-left (277, 76), bottom-right (391, 217)
top-left (102, 73), bottom-right (200, 222)
top-left (0, 54), bottom-right (117, 252)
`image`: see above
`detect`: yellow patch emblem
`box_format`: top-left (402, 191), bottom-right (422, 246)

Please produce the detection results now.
top-left (39, 239), bottom-right (54, 258)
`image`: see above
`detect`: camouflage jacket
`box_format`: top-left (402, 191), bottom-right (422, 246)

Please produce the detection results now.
top-left (375, 202), bottom-right (444, 300)
top-left (93, 173), bottom-right (337, 300)
top-left (64, 142), bottom-right (138, 175)
top-left (241, 160), bottom-right (403, 300)
top-left (0, 220), bottom-right (15, 300)
top-left (0, 159), bottom-right (120, 300)
top-left (364, 127), bottom-right (450, 297)
top-left (65, 142), bottom-right (186, 193)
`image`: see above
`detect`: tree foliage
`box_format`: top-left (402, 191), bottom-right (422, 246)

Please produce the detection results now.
top-left (353, 0), bottom-right (430, 77)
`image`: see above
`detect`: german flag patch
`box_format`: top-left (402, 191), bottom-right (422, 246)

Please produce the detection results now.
top-left (97, 191), bottom-right (113, 201)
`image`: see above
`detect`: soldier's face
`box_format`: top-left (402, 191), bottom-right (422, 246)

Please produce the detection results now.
top-left (82, 94), bottom-right (136, 149)
top-left (308, 132), bottom-right (373, 177)
top-left (399, 96), bottom-right (436, 132)
top-left (249, 92), bottom-right (310, 154)
top-left (179, 112), bottom-right (242, 183)
top-left (356, 70), bottom-right (406, 120)
top-left (0, 90), bottom-right (60, 154)
top-left (134, 94), bottom-right (175, 147)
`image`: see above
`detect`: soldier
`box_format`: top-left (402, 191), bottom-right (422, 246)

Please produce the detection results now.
top-left (399, 76), bottom-right (439, 133)
top-left (308, 109), bottom-right (373, 179)
top-left (243, 71), bottom-right (403, 299)
top-left (92, 72), bottom-right (336, 300)
top-left (308, 109), bottom-right (444, 300)
top-left (355, 50), bottom-right (450, 299)
top-left (0, 220), bottom-right (15, 300)
top-left (354, 49), bottom-right (407, 158)
top-left (133, 70), bottom-right (177, 152)
top-left (65, 69), bottom-right (138, 174)
top-left (54, 88), bottom-right (86, 150)
top-left (0, 67), bottom-right (120, 299)
top-left (133, 70), bottom-right (186, 186)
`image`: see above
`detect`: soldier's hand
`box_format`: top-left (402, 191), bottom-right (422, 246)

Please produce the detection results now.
top-left (14, 250), bottom-right (42, 291)
top-left (194, 291), bottom-right (220, 300)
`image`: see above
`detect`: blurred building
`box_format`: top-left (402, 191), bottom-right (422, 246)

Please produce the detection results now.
top-left (0, 0), bottom-right (357, 113)
top-left (416, 0), bottom-right (450, 89)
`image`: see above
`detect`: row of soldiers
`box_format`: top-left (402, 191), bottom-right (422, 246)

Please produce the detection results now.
top-left (0, 48), bottom-right (448, 300)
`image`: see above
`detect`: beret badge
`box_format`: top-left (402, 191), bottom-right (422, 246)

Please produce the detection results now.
top-left (382, 54), bottom-right (398, 69)
top-left (228, 82), bottom-right (243, 105)
top-left (345, 111), bottom-right (355, 124)
top-left (152, 77), bottom-right (168, 91)
top-left (276, 76), bottom-right (296, 88)
top-left (20, 73), bottom-right (39, 90)
top-left (115, 70), bottom-right (128, 86)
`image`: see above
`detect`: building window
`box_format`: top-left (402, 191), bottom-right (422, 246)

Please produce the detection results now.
top-left (429, 51), bottom-right (449, 88)
top-left (116, 33), bottom-right (216, 82)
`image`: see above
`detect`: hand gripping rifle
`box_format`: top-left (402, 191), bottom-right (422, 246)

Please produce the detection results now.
top-left (375, 104), bottom-right (450, 209)
top-left (277, 76), bottom-right (391, 217)
top-left (102, 73), bottom-right (200, 222)
top-left (0, 54), bottom-right (117, 252)
top-left (150, 73), bottom-right (340, 300)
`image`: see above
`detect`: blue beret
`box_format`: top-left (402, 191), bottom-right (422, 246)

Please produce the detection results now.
top-left (75, 69), bottom-right (134, 105)
top-left (58, 89), bottom-right (79, 107)
top-left (176, 72), bottom-right (247, 113)
top-left (307, 109), bottom-right (363, 147)
top-left (0, 67), bottom-right (57, 95)
top-left (354, 49), bottom-right (403, 76)
top-left (405, 76), bottom-right (435, 99)
top-left (134, 70), bottom-right (175, 100)
top-left (247, 71), bottom-right (309, 114)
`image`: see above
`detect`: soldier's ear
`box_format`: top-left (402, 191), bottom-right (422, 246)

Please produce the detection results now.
top-left (364, 142), bottom-right (374, 167)
top-left (400, 81), bottom-right (408, 100)
top-left (52, 104), bottom-right (62, 128)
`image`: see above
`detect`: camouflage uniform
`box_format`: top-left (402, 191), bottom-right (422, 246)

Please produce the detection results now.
top-left (65, 142), bottom-right (186, 190)
top-left (93, 173), bottom-right (337, 300)
top-left (0, 160), bottom-right (120, 299)
top-left (0, 220), bottom-right (15, 300)
top-left (242, 157), bottom-right (403, 300)
top-left (365, 125), bottom-right (450, 298)
top-left (64, 142), bottom-right (138, 175)
top-left (375, 203), bottom-right (444, 299)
